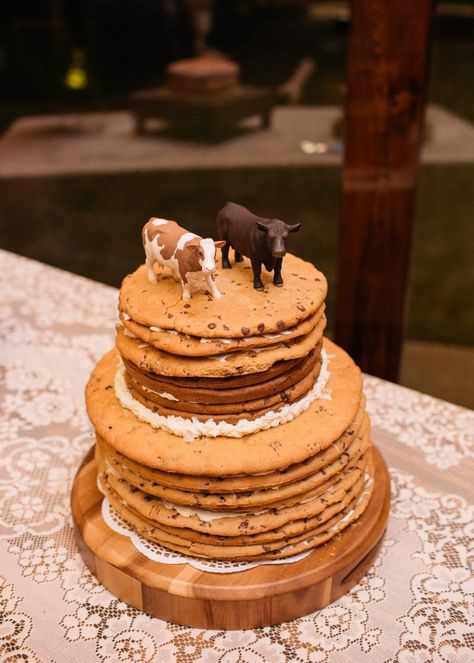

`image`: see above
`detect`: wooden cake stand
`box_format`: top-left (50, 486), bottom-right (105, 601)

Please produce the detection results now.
top-left (71, 446), bottom-right (390, 630)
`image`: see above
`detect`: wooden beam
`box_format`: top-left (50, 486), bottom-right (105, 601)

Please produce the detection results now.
top-left (335, 0), bottom-right (436, 381)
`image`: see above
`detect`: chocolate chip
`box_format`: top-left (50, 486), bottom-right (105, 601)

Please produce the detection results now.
top-left (241, 326), bottom-right (250, 336)
top-left (184, 304), bottom-right (191, 308)
top-left (297, 304), bottom-right (306, 312)
top-left (208, 323), bottom-right (216, 329)
top-left (223, 325), bottom-right (230, 331)
top-left (276, 320), bottom-right (285, 330)
top-left (257, 323), bottom-right (265, 332)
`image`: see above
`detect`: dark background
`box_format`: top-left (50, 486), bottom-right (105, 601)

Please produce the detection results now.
top-left (0, 1), bottom-right (473, 405)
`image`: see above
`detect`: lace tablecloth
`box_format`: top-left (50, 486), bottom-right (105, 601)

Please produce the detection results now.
top-left (1, 249), bottom-right (473, 663)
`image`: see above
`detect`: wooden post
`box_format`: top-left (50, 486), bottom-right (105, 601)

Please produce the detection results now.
top-left (335, 0), bottom-right (436, 381)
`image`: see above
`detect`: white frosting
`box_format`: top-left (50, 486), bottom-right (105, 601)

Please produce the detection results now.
top-left (216, 353), bottom-right (233, 363)
top-left (123, 328), bottom-right (136, 339)
top-left (142, 386), bottom-right (179, 402)
top-left (149, 326), bottom-right (179, 335)
top-left (114, 349), bottom-right (332, 441)
top-left (122, 312), bottom-right (130, 321)
top-left (146, 328), bottom-right (297, 343)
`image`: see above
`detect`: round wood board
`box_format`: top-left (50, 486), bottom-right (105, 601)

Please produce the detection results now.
top-left (71, 445), bottom-right (390, 630)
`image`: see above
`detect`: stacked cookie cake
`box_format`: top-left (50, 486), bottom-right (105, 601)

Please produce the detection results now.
top-left (86, 250), bottom-right (375, 561)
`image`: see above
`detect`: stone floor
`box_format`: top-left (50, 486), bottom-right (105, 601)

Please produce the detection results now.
top-left (1, 105), bottom-right (473, 177)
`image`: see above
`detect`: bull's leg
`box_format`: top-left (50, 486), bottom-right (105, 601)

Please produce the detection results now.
top-left (206, 273), bottom-right (222, 299)
top-left (251, 259), bottom-right (264, 291)
top-left (273, 258), bottom-right (284, 286)
top-left (146, 256), bottom-right (158, 283)
top-left (234, 250), bottom-right (243, 262)
top-left (221, 241), bottom-right (232, 269)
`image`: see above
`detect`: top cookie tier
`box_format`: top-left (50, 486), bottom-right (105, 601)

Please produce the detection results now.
top-left (119, 253), bottom-right (327, 339)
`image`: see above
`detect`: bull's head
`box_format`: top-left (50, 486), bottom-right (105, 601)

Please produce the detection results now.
top-left (256, 219), bottom-right (301, 258)
top-left (189, 238), bottom-right (226, 273)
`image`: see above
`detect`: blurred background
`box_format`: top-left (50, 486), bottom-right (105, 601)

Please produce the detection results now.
top-left (0, 0), bottom-right (472, 407)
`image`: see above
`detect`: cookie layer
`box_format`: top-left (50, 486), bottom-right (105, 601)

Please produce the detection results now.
top-left (99, 455), bottom-right (367, 536)
top-left (119, 253), bottom-right (327, 338)
top-left (94, 397), bottom-right (366, 493)
top-left (96, 423), bottom-right (370, 511)
top-left (98, 458), bottom-right (374, 560)
top-left (85, 338), bottom-right (362, 474)
top-left (116, 316), bottom-right (326, 378)
top-left (120, 305), bottom-right (325, 357)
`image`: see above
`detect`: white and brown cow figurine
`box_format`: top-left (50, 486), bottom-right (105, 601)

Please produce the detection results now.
top-left (142, 218), bottom-right (226, 301)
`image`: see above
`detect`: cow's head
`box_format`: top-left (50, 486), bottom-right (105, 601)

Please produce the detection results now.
top-left (256, 219), bottom-right (301, 258)
top-left (188, 238), bottom-right (226, 273)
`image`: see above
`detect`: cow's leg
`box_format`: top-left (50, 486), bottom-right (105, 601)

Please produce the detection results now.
top-left (221, 241), bottom-right (232, 269)
top-left (251, 260), bottom-right (264, 291)
top-left (146, 256), bottom-right (158, 283)
top-left (234, 250), bottom-right (243, 262)
top-left (273, 258), bottom-right (284, 286)
top-left (181, 277), bottom-right (191, 301)
top-left (206, 273), bottom-right (222, 299)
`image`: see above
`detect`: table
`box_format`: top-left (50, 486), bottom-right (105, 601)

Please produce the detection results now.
top-left (130, 86), bottom-right (274, 143)
top-left (1, 249), bottom-right (472, 662)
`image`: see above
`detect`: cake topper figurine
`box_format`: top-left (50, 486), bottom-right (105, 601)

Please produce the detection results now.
top-left (142, 218), bottom-right (226, 301)
top-left (217, 202), bottom-right (301, 290)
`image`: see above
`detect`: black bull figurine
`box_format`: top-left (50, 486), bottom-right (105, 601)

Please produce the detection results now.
top-left (216, 202), bottom-right (301, 290)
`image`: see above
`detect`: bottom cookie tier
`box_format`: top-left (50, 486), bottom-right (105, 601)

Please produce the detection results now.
top-left (71, 445), bottom-right (390, 630)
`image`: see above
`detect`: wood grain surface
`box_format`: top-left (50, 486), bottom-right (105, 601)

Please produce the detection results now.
top-left (335, 0), bottom-right (436, 381)
top-left (71, 445), bottom-right (390, 629)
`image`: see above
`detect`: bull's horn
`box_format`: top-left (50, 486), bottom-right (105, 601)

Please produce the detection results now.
top-left (287, 223), bottom-right (302, 233)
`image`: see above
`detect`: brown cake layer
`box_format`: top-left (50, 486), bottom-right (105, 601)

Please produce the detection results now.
top-left (124, 358), bottom-right (321, 418)
top-left (123, 344), bottom-right (321, 405)
top-left (123, 352), bottom-right (313, 389)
